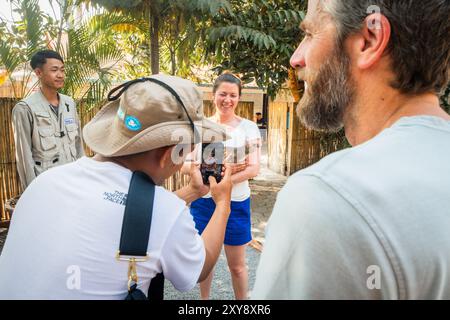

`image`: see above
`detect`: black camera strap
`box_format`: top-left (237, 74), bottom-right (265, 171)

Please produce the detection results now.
top-left (117, 171), bottom-right (165, 300)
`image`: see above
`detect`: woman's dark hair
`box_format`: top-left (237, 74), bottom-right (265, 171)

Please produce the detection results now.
top-left (30, 50), bottom-right (64, 70)
top-left (213, 73), bottom-right (242, 96)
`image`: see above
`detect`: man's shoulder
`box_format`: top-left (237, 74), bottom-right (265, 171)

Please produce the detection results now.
top-left (12, 100), bottom-right (31, 114)
top-left (295, 145), bottom-right (354, 178)
top-left (16, 92), bottom-right (47, 114)
top-left (34, 158), bottom-right (81, 180)
top-left (273, 154), bottom-right (384, 251)
top-left (280, 139), bottom-right (385, 216)
top-left (14, 91), bottom-right (42, 110)
top-left (282, 128), bottom-right (420, 223)
top-left (154, 186), bottom-right (187, 213)
top-left (20, 91), bottom-right (42, 105)
top-left (280, 169), bottom-right (350, 214)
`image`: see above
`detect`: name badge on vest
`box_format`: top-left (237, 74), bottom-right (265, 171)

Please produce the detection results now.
top-left (64, 118), bottom-right (75, 125)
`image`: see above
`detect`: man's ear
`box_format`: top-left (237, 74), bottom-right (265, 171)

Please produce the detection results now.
top-left (34, 68), bottom-right (42, 78)
top-left (351, 13), bottom-right (391, 70)
top-left (158, 146), bottom-right (175, 169)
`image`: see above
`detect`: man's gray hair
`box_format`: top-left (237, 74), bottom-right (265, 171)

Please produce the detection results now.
top-left (319, 0), bottom-right (450, 96)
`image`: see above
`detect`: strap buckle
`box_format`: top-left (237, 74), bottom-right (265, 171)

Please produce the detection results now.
top-left (127, 258), bottom-right (138, 291)
top-left (115, 251), bottom-right (149, 262)
top-left (116, 251), bottom-right (149, 291)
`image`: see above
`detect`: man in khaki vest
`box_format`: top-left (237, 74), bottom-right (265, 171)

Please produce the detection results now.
top-left (12, 50), bottom-right (84, 190)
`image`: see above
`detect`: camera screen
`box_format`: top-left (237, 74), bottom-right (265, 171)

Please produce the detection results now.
top-left (201, 143), bottom-right (224, 184)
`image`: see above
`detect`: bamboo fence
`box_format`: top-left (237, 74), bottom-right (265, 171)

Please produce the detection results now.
top-left (0, 99), bottom-right (22, 222)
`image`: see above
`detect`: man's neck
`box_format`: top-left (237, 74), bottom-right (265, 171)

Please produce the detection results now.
top-left (40, 85), bottom-right (59, 106)
top-left (93, 154), bottom-right (162, 184)
top-left (344, 88), bottom-right (450, 146)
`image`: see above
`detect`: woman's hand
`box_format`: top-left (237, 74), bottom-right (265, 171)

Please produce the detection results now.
top-left (224, 150), bottom-right (249, 175)
top-left (226, 161), bottom-right (248, 175)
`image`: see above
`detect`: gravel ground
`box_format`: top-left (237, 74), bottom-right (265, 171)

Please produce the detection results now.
top-left (164, 245), bottom-right (260, 300)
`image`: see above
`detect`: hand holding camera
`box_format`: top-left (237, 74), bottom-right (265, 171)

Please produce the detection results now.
top-left (209, 164), bottom-right (232, 209)
top-left (186, 163), bottom-right (210, 198)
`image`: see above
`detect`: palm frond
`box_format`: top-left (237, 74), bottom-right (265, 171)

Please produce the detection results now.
top-left (60, 14), bottom-right (124, 107)
top-left (19, 0), bottom-right (46, 58)
top-left (208, 25), bottom-right (277, 50)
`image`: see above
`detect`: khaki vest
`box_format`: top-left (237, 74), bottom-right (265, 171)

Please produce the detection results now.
top-left (21, 91), bottom-right (81, 175)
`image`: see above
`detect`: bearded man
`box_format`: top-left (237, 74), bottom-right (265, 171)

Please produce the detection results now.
top-left (253, 0), bottom-right (450, 299)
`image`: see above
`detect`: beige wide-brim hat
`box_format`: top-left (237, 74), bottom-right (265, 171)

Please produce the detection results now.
top-left (83, 74), bottom-right (229, 157)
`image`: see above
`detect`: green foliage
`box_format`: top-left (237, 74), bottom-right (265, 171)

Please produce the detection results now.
top-left (179, 0), bottom-right (233, 16)
top-left (205, 0), bottom-right (306, 97)
top-left (83, 0), bottom-right (234, 80)
top-left (0, 0), bottom-right (56, 98)
top-left (0, 0), bottom-right (124, 110)
top-left (85, 0), bottom-right (142, 10)
top-left (60, 13), bottom-right (125, 109)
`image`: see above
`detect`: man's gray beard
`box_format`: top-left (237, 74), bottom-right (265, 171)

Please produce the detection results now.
top-left (296, 46), bottom-right (355, 133)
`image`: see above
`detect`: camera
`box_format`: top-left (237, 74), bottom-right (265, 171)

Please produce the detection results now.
top-left (200, 142), bottom-right (224, 185)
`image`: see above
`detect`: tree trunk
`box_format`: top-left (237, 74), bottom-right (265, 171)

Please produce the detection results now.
top-left (170, 15), bottom-right (181, 76)
top-left (56, 0), bottom-right (68, 53)
top-left (150, 2), bottom-right (160, 75)
top-left (170, 48), bottom-right (176, 75)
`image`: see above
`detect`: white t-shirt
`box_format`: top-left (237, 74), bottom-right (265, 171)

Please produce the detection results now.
top-left (201, 118), bottom-right (261, 202)
top-left (0, 157), bottom-right (205, 300)
top-left (253, 116), bottom-right (450, 300)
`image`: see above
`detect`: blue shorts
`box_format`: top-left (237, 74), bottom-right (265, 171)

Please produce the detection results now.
top-left (190, 197), bottom-right (252, 246)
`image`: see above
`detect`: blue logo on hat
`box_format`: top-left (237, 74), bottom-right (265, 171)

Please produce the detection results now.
top-left (125, 115), bottom-right (141, 131)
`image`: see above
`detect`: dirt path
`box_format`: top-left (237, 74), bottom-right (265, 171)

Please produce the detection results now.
top-left (250, 169), bottom-right (287, 250)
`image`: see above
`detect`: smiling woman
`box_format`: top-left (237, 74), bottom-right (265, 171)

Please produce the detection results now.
top-left (189, 72), bottom-right (262, 300)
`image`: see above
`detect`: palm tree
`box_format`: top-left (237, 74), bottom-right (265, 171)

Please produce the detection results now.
top-left (83, 0), bottom-right (233, 75)
top-left (0, 0), bottom-right (125, 110)
top-left (0, 0), bottom-right (49, 99)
